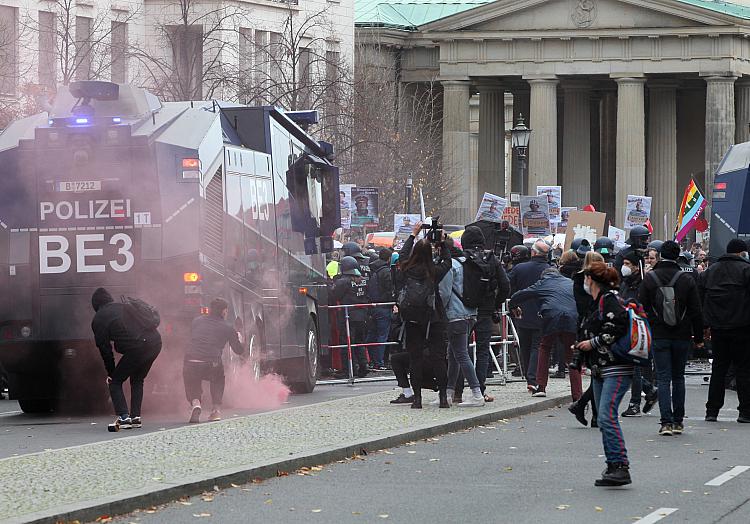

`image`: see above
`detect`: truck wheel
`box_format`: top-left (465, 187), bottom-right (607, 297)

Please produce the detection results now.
top-left (18, 398), bottom-right (55, 414)
top-left (290, 318), bottom-right (319, 394)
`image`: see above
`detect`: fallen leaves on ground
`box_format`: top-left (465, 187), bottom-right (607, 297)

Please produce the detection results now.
top-left (378, 514), bottom-right (389, 519)
top-left (192, 512), bottom-right (211, 518)
top-left (95, 517), bottom-right (112, 523)
top-left (311, 509), bottom-right (322, 513)
top-left (595, 506), bottom-right (604, 512)
top-left (556, 505), bottom-right (570, 510)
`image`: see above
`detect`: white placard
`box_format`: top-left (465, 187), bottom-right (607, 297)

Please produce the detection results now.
top-left (624, 195), bottom-right (652, 230)
top-left (474, 192), bottom-right (508, 223)
top-left (537, 186), bottom-right (562, 221)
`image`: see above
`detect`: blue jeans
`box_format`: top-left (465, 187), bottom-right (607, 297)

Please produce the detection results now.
top-left (447, 319), bottom-right (480, 391)
top-left (593, 375), bottom-right (632, 465)
top-left (629, 360), bottom-right (656, 406)
top-left (367, 309), bottom-right (391, 367)
top-left (652, 339), bottom-right (691, 425)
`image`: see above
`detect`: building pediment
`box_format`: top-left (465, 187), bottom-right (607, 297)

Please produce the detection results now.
top-left (421, 0), bottom-right (749, 33)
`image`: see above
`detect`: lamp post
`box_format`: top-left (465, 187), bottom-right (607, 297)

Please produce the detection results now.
top-left (405, 175), bottom-right (413, 214)
top-left (511, 114), bottom-right (532, 194)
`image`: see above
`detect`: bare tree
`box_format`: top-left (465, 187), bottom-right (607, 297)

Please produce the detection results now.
top-left (131, 0), bottom-right (249, 101)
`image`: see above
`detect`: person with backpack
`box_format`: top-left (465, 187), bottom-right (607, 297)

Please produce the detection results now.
top-left (699, 238), bottom-right (750, 424)
top-left (91, 287), bottom-right (162, 431)
top-left (575, 262), bottom-right (633, 486)
top-left (184, 298), bottom-right (246, 423)
top-left (395, 221), bottom-right (453, 409)
top-left (638, 240), bottom-right (703, 436)
top-left (367, 248), bottom-right (394, 370)
top-left (330, 256), bottom-right (370, 378)
top-left (510, 267), bottom-right (582, 400)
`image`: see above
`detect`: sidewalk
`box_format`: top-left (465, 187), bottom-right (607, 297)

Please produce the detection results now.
top-left (0, 380), bottom-right (576, 524)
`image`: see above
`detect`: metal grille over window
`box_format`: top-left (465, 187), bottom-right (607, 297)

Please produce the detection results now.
top-left (204, 168), bottom-right (224, 254)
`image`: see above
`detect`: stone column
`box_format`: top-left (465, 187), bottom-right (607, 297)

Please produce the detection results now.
top-left (647, 81), bottom-right (678, 240)
top-left (599, 90), bottom-right (617, 221)
top-left (511, 89), bottom-right (530, 194)
top-left (477, 84), bottom-right (506, 200)
top-left (562, 81), bottom-right (591, 207)
top-left (442, 79), bottom-right (472, 223)
top-left (527, 77), bottom-right (559, 192)
top-left (704, 75), bottom-right (736, 204)
top-left (735, 77), bottom-right (750, 144)
top-left (615, 76), bottom-right (646, 228)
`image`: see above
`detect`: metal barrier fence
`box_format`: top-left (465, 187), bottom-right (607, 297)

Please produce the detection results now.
top-left (319, 300), bottom-right (527, 387)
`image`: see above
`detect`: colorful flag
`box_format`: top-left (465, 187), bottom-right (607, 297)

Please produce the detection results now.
top-left (675, 180), bottom-right (707, 242)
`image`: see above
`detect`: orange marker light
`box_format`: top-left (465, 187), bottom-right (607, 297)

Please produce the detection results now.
top-left (200, 307), bottom-right (209, 315)
top-left (183, 272), bottom-right (201, 283)
top-left (298, 287), bottom-right (308, 295)
top-left (182, 158), bottom-right (199, 169)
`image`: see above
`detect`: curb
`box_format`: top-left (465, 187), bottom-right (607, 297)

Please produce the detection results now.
top-left (12, 394), bottom-right (570, 524)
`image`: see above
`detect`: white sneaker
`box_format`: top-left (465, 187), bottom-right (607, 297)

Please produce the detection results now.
top-left (458, 395), bottom-right (485, 407)
top-left (428, 397), bottom-right (441, 406)
top-left (189, 400), bottom-right (202, 423)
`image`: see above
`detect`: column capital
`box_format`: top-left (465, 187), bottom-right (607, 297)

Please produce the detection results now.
top-left (700, 73), bottom-right (738, 83)
top-left (441, 79), bottom-right (471, 91)
top-left (613, 76), bottom-right (646, 85)
top-left (610, 72), bottom-right (645, 80)
top-left (524, 75), bottom-right (558, 85)
top-left (474, 80), bottom-right (504, 93)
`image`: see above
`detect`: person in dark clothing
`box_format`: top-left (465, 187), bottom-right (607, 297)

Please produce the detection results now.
top-left (699, 238), bottom-right (750, 424)
top-left (639, 240), bottom-right (704, 436)
top-left (510, 268), bottom-right (582, 400)
top-left (576, 262), bottom-right (633, 486)
top-left (508, 240), bottom-right (550, 393)
top-left (558, 250), bottom-right (582, 279)
top-left (330, 256), bottom-right (370, 378)
top-left (461, 226), bottom-right (510, 402)
top-left (395, 222), bottom-right (452, 409)
top-left (367, 248), bottom-right (394, 369)
top-left (619, 250), bottom-right (658, 418)
top-left (184, 297), bottom-right (246, 423)
top-left (91, 287), bottom-right (162, 431)
top-left (614, 225), bottom-right (651, 272)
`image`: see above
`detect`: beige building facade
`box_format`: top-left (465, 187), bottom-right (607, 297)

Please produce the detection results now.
top-left (357, 0), bottom-right (750, 237)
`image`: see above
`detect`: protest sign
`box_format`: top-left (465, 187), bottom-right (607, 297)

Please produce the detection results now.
top-left (624, 195), bottom-right (652, 230)
top-left (474, 192), bottom-right (508, 223)
top-left (564, 210), bottom-right (607, 250)
top-left (339, 184), bottom-right (354, 229)
top-left (351, 187), bottom-right (379, 227)
top-left (607, 225), bottom-right (627, 249)
top-left (394, 213), bottom-right (420, 249)
top-left (502, 205), bottom-right (520, 229)
top-left (537, 186), bottom-right (562, 221)
top-left (520, 195), bottom-right (551, 237)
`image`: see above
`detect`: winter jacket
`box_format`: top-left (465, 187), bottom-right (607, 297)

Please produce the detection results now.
top-left (439, 254), bottom-right (478, 322)
top-left (579, 290), bottom-right (633, 378)
top-left (638, 260), bottom-right (703, 342)
top-left (509, 272), bottom-right (577, 335)
top-left (367, 259), bottom-right (393, 308)
top-left (91, 291), bottom-right (161, 377)
top-left (508, 256), bottom-right (550, 329)
top-left (187, 314), bottom-right (244, 362)
top-left (619, 273), bottom-right (642, 304)
top-left (560, 259), bottom-right (582, 279)
top-left (395, 235), bottom-right (452, 323)
top-left (460, 227), bottom-right (511, 316)
top-left (329, 274), bottom-right (370, 322)
top-left (699, 254), bottom-right (750, 330)
top-left (572, 270), bottom-right (592, 320)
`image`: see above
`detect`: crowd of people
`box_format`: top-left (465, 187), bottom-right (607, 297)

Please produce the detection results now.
top-left (325, 222), bottom-right (750, 487)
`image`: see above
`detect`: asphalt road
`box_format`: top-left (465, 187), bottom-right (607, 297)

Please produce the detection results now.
top-left (0, 378), bottom-right (397, 459)
top-left (108, 377), bottom-right (749, 524)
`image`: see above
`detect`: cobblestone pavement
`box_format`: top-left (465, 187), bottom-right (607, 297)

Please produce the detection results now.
top-left (0, 380), bottom-right (574, 523)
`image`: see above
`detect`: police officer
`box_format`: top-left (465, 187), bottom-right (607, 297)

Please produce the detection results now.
top-left (594, 237), bottom-right (615, 266)
top-left (614, 225), bottom-right (651, 271)
top-left (330, 256), bottom-right (370, 378)
top-left (678, 251), bottom-right (699, 283)
top-left (572, 238), bottom-right (592, 259)
top-left (342, 241), bottom-right (371, 285)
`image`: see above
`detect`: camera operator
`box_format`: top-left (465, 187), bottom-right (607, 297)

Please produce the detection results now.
top-left (395, 221), bottom-right (453, 409)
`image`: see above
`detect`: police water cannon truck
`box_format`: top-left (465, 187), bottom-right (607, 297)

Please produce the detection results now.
top-left (709, 141), bottom-right (750, 257)
top-left (0, 81), bottom-right (340, 412)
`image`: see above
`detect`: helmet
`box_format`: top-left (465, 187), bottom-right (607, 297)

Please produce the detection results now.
top-left (627, 225), bottom-right (651, 249)
top-left (510, 245), bottom-right (530, 263)
top-left (679, 250), bottom-right (695, 266)
top-left (342, 241), bottom-right (367, 259)
top-left (570, 238), bottom-right (586, 251)
top-left (647, 240), bottom-right (664, 253)
top-left (573, 238), bottom-right (592, 257)
top-left (339, 256), bottom-right (361, 276)
top-left (594, 237), bottom-right (614, 255)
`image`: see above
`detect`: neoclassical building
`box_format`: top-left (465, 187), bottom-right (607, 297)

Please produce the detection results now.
top-left (356, 0), bottom-right (750, 237)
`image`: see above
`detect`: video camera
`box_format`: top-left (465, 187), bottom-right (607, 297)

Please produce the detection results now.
top-left (421, 216), bottom-right (444, 244)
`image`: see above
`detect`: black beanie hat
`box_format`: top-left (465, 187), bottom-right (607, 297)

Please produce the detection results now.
top-left (461, 226), bottom-right (486, 250)
top-left (622, 250), bottom-right (642, 265)
top-left (726, 238), bottom-right (748, 254)
top-left (91, 287), bottom-right (114, 311)
top-left (660, 240), bottom-right (681, 261)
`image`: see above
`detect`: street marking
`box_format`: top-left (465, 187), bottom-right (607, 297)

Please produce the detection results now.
top-left (0, 410), bottom-right (23, 417)
top-left (705, 466), bottom-right (750, 486)
top-left (634, 508), bottom-right (678, 523)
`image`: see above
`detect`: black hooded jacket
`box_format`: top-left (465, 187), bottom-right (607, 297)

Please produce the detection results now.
top-left (90, 288), bottom-right (161, 376)
top-left (461, 226), bottom-right (510, 316)
top-left (395, 235), bottom-right (452, 323)
top-left (699, 254), bottom-right (750, 330)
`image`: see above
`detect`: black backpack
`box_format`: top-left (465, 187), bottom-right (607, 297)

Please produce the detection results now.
top-left (120, 296), bottom-right (161, 341)
top-left (397, 275), bottom-right (436, 323)
top-left (453, 251), bottom-right (498, 308)
top-left (649, 271), bottom-right (686, 326)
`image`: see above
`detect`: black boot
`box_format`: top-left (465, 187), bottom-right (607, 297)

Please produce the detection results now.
top-left (595, 463), bottom-right (632, 487)
top-left (439, 389), bottom-right (449, 408)
top-left (411, 393), bottom-right (422, 409)
top-left (568, 400), bottom-right (587, 426)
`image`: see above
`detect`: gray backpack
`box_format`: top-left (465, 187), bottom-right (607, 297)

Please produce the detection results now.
top-left (649, 272), bottom-right (686, 326)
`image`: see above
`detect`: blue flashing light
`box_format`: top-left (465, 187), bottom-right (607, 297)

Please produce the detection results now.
top-left (48, 119), bottom-right (54, 126)
top-left (74, 117), bottom-right (89, 124)
top-left (112, 117), bottom-right (122, 123)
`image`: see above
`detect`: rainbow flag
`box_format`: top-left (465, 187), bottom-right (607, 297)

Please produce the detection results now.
top-left (674, 180), bottom-right (706, 242)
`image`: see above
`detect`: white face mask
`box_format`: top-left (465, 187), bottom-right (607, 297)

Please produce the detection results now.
top-left (621, 265), bottom-right (632, 277)
top-left (583, 281), bottom-right (592, 296)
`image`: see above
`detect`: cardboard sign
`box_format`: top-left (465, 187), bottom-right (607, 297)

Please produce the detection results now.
top-left (564, 210), bottom-right (607, 250)
top-left (474, 192), bottom-right (508, 223)
top-left (502, 205), bottom-right (520, 229)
